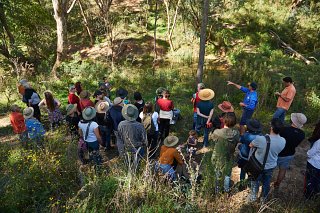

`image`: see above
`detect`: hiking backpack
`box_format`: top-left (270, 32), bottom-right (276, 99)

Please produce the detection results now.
top-left (142, 113), bottom-right (156, 135)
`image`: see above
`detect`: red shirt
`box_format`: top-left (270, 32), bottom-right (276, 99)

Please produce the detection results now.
top-left (157, 98), bottom-right (174, 111)
top-left (10, 112), bottom-right (27, 134)
top-left (80, 99), bottom-right (94, 112)
top-left (68, 93), bottom-right (81, 112)
top-left (193, 92), bottom-right (201, 112)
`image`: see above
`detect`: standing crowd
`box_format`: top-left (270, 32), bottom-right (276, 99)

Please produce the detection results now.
top-left (9, 76), bottom-right (320, 202)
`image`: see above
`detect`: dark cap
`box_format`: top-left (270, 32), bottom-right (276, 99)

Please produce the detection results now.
top-left (133, 92), bottom-right (142, 101)
top-left (282, 77), bottom-right (293, 83)
top-left (250, 82), bottom-right (257, 90)
top-left (116, 88), bottom-right (128, 99)
top-left (246, 119), bottom-right (262, 132)
top-left (93, 90), bottom-right (103, 97)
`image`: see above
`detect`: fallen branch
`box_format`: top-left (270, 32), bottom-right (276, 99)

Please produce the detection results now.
top-left (268, 30), bottom-right (316, 65)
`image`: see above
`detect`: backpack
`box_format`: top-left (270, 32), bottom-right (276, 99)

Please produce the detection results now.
top-left (142, 113), bottom-right (155, 135)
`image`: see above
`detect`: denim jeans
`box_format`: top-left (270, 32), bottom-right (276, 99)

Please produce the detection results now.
top-left (250, 168), bottom-right (274, 200)
top-left (156, 162), bottom-right (176, 181)
top-left (196, 117), bottom-right (210, 147)
top-left (99, 126), bottom-right (111, 148)
top-left (193, 112), bottom-right (197, 130)
top-left (273, 107), bottom-right (287, 124)
top-left (86, 141), bottom-right (102, 165)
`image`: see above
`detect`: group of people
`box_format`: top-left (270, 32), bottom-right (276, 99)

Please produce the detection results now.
top-left (8, 76), bottom-right (320, 202)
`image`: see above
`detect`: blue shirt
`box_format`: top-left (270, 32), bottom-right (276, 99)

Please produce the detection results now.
top-left (240, 86), bottom-right (258, 110)
top-left (25, 118), bottom-right (46, 139)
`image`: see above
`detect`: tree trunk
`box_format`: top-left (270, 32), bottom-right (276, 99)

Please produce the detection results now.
top-left (168, 0), bottom-right (181, 52)
top-left (153, 0), bottom-right (158, 62)
top-left (0, 3), bottom-right (15, 45)
top-left (52, 0), bottom-right (68, 79)
top-left (196, 0), bottom-right (209, 84)
top-left (78, 0), bottom-right (94, 45)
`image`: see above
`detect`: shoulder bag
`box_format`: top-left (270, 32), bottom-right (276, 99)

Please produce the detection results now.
top-left (243, 135), bottom-right (271, 180)
top-left (78, 122), bottom-right (92, 163)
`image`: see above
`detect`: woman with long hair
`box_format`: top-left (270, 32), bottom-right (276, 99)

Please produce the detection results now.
top-left (38, 90), bottom-right (63, 130)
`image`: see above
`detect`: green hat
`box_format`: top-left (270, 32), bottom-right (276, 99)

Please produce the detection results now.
top-left (163, 136), bottom-right (179, 147)
top-left (121, 104), bottom-right (139, 121)
top-left (82, 107), bottom-right (96, 121)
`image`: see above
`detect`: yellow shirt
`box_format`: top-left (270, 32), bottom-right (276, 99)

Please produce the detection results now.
top-left (277, 84), bottom-right (296, 110)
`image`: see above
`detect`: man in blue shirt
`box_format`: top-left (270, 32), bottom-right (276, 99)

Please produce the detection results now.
top-left (227, 81), bottom-right (258, 135)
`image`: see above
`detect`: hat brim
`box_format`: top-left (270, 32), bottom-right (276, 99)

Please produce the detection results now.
top-left (163, 136), bottom-right (179, 147)
top-left (198, 89), bottom-right (215, 100)
top-left (121, 104), bottom-right (139, 121)
top-left (67, 104), bottom-right (77, 115)
top-left (95, 101), bottom-right (110, 113)
top-left (218, 104), bottom-right (234, 112)
top-left (291, 113), bottom-right (304, 128)
top-left (23, 107), bottom-right (34, 119)
top-left (82, 108), bottom-right (96, 121)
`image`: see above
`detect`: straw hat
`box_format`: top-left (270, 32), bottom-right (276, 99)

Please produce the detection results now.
top-left (95, 101), bottom-right (110, 113)
top-left (198, 89), bottom-right (215, 100)
top-left (23, 107), bottom-right (34, 119)
top-left (113, 97), bottom-right (123, 105)
top-left (82, 107), bottom-right (96, 121)
top-left (291, 113), bottom-right (307, 129)
top-left (66, 104), bottom-right (77, 115)
top-left (164, 136), bottom-right (179, 147)
top-left (79, 90), bottom-right (90, 99)
top-left (218, 101), bottom-right (234, 112)
top-left (121, 104), bottom-right (139, 121)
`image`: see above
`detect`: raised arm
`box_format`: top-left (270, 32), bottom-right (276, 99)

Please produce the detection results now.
top-left (227, 81), bottom-right (241, 90)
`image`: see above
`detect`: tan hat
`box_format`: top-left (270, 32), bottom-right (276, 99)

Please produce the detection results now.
top-left (198, 89), bottom-right (215, 101)
top-left (291, 113), bottom-right (307, 128)
top-left (66, 104), bottom-right (77, 115)
top-left (218, 101), bottom-right (234, 112)
top-left (121, 104), bottom-right (139, 121)
top-left (95, 101), bottom-right (110, 113)
top-left (82, 107), bottom-right (96, 121)
top-left (79, 90), bottom-right (90, 99)
top-left (113, 97), bottom-right (123, 105)
top-left (23, 107), bottom-right (34, 119)
top-left (164, 136), bottom-right (179, 147)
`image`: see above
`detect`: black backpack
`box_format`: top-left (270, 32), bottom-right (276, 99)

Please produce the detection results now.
top-left (142, 113), bottom-right (156, 135)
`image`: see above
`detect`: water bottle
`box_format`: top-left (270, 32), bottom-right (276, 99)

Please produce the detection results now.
top-left (224, 176), bottom-right (230, 192)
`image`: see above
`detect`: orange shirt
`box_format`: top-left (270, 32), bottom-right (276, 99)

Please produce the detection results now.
top-left (276, 84), bottom-right (296, 110)
top-left (9, 112), bottom-right (27, 134)
top-left (159, 145), bottom-right (183, 165)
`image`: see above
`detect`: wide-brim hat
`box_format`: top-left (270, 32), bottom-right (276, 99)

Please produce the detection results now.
top-left (66, 104), bottom-right (77, 115)
top-left (95, 101), bottom-right (110, 113)
top-left (164, 136), bottom-right (179, 147)
top-left (79, 90), bottom-right (90, 99)
top-left (116, 88), bottom-right (128, 99)
top-left (218, 101), bottom-right (234, 113)
top-left (82, 107), bottom-right (96, 120)
top-left (291, 113), bottom-right (307, 128)
top-left (246, 119), bottom-right (262, 132)
top-left (113, 97), bottom-right (123, 105)
top-left (121, 104), bottom-right (139, 121)
top-left (23, 107), bottom-right (34, 119)
top-left (198, 89), bottom-right (215, 100)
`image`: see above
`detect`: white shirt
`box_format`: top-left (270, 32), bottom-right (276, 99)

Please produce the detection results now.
top-left (307, 139), bottom-right (320, 169)
top-left (78, 121), bottom-right (99, 142)
top-left (139, 111), bottom-right (159, 131)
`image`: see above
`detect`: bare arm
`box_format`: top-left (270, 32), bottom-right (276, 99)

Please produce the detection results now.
top-left (207, 108), bottom-right (214, 124)
top-left (38, 99), bottom-right (46, 107)
top-left (79, 128), bottom-right (83, 138)
top-left (197, 107), bottom-right (209, 119)
top-left (55, 99), bottom-right (61, 108)
top-left (227, 81), bottom-right (241, 89)
top-left (94, 127), bottom-right (103, 145)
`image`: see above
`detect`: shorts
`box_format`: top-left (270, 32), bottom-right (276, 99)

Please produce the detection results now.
top-left (277, 155), bottom-right (294, 169)
top-left (240, 109), bottom-right (254, 125)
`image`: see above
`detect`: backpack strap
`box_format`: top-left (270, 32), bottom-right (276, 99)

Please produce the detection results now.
top-left (84, 121), bottom-right (92, 141)
top-left (262, 135), bottom-right (271, 168)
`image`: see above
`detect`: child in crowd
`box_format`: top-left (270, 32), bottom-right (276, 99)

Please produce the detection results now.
top-left (23, 107), bottom-right (46, 148)
top-left (65, 104), bottom-right (80, 137)
top-left (180, 130), bottom-right (198, 155)
top-left (9, 104), bottom-right (27, 146)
